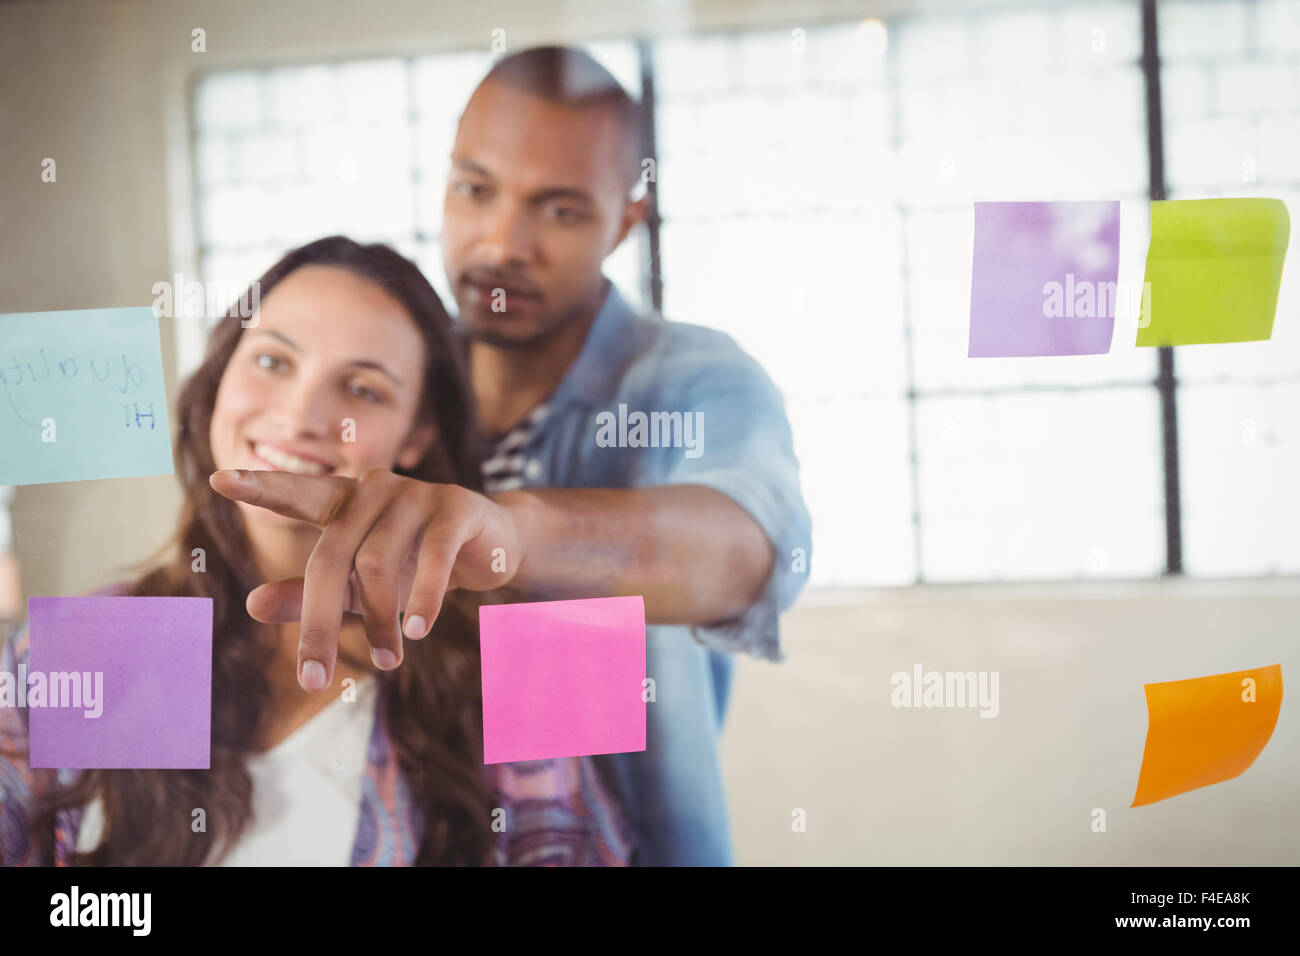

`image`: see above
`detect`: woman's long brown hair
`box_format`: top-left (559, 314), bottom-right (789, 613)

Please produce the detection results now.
top-left (32, 236), bottom-right (495, 865)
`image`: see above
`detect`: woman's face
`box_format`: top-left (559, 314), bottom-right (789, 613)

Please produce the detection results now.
top-left (209, 265), bottom-right (435, 529)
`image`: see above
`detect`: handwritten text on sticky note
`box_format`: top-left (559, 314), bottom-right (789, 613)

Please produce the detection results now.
top-left (0, 308), bottom-right (174, 485)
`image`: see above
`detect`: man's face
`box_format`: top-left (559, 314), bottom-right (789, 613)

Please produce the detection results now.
top-left (442, 79), bottom-right (640, 349)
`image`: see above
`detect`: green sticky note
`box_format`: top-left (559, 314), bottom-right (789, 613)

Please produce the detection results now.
top-left (1137, 198), bottom-right (1290, 346)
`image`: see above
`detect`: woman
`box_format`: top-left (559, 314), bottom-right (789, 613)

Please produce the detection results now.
top-left (0, 236), bottom-right (634, 866)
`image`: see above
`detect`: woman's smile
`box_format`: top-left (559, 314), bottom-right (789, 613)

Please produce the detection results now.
top-left (246, 439), bottom-right (335, 476)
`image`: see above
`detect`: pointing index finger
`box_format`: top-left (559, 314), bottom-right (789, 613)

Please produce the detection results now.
top-left (210, 469), bottom-right (353, 528)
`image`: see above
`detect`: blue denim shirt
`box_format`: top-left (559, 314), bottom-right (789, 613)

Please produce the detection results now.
top-left (488, 280), bottom-right (812, 865)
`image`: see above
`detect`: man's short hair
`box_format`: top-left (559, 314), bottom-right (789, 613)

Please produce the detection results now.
top-left (478, 45), bottom-right (645, 191)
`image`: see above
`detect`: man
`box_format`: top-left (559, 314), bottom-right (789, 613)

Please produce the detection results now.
top-left (215, 45), bottom-right (810, 865)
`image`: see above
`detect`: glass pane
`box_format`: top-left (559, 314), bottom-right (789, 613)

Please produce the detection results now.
top-left (193, 70), bottom-right (262, 131)
top-left (413, 53), bottom-right (493, 131)
top-left (659, 214), bottom-right (907, 401)
top-left (1160, 0), bottom-right (1251, 59)
top-left (1160, 0), bottom-right (1300, 579)
top-left (915, 388), bottom-right (1165, 581)
top-left (788, 397), bottom-right (915, 586)
top-left (1179, 383), bottom-right (1300, 576)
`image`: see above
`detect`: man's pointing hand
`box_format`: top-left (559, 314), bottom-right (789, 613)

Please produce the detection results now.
top-left (210, 468), bottom-right (523, 692)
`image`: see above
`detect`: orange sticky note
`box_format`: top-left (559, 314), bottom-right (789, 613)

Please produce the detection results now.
top-left (1132, 664), bottom-right (1283, 807)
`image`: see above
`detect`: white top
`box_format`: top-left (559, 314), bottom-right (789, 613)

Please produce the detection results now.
top-left (76, 675), bottom-right (379, 865)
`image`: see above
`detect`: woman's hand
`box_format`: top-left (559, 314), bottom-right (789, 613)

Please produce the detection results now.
top-left (210, 468), bottom-right (525, 692)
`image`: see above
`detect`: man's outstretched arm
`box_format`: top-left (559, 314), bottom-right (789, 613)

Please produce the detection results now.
top-left (500, 483), bottom-right (775, 624)
top-left (212, 468), bottom-right (775, 691)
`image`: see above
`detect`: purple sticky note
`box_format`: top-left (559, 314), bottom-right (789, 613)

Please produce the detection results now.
top-left (27, 597), bottom-right (213, 769)
top-left (479, 596), bottom-right (646, 764)
top-left (969, 201), bottom-right (1121, 357)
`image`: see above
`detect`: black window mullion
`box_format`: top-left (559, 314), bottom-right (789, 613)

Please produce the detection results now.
top-left (636, 38), bottom-right (664, 314)
top-left (1141, 0), bottom-right (1184, 575)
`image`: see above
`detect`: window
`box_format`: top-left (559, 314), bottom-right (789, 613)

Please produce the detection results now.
top-left (653, 6), bottom-right (1161, 586)
top-left (189, 41), bottom-right (645, 343)
top-left (188, 2), bottom-right (1300, 588)
top-left (1159, 0), bottom-right (1300, 575)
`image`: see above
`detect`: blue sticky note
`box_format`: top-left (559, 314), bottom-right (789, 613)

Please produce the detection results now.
top-left (0, 308), bottom-right (174, 485)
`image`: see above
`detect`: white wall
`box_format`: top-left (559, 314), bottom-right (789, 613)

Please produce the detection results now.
top-left (735, 580), bottom-right (1299, 864)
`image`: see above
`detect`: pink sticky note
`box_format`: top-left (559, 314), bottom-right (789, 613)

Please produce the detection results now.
top-left (479, 596), bottom-right (646, 764)
top-left (26, 596), bottom-right (213, 769)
